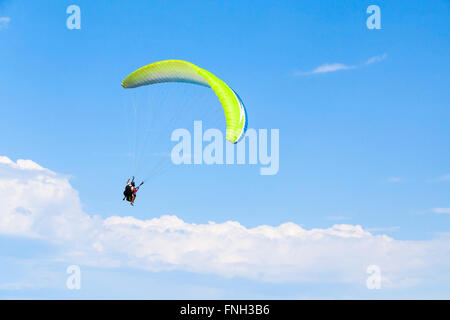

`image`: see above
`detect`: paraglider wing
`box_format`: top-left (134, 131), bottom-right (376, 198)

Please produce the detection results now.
top-left (121, 60), bottom-right (247, 143)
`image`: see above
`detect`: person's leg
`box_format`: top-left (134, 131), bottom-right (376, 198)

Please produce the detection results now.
top-left (131, 194), bottom-right (135, 205)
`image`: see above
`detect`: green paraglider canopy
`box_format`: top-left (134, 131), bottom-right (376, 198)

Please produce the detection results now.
top-left (121, 60), bottom-right (248, 143)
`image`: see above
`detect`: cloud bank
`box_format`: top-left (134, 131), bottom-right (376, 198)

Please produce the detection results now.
top-left (1, 156), bottom-right (449, 288)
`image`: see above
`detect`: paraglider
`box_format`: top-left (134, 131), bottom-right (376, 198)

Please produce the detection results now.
top-left (120, 60), bottom-right (248, 204)
top-left (123, 176), bottom-right (143, 206)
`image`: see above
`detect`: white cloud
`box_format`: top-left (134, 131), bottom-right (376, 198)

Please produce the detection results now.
top-left (1, 156), bottom-right (450, 287)
top-left (426, 174), bottom-right (450, 183)
top-left (366, 53), bottom-right (388, 65)
top-left (436, 174), bottom-right (450, 182)
top-left (386, 177), bottom-right (403, 183)
top-left (296, 54), bottom-right (387, 76)
top-left (0, 17), bottom-right (11, 30)
top-left (296, 63), bottom-right (355, 76)
top-left (432, 208), bottom-right (450, 214)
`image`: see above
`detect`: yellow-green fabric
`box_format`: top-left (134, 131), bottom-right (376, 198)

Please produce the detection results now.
top-left (122, 60), bottom-right (247, 143)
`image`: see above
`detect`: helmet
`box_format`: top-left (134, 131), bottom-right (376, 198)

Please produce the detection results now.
top-left (131, 181), bottom-right (135, 187)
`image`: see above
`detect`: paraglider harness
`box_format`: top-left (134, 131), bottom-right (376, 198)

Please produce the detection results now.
top-left (123, 177), bottom-right (143, 202)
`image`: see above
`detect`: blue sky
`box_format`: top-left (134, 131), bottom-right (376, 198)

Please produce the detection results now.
top-left (0, 0), bottom-right (449, 299)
